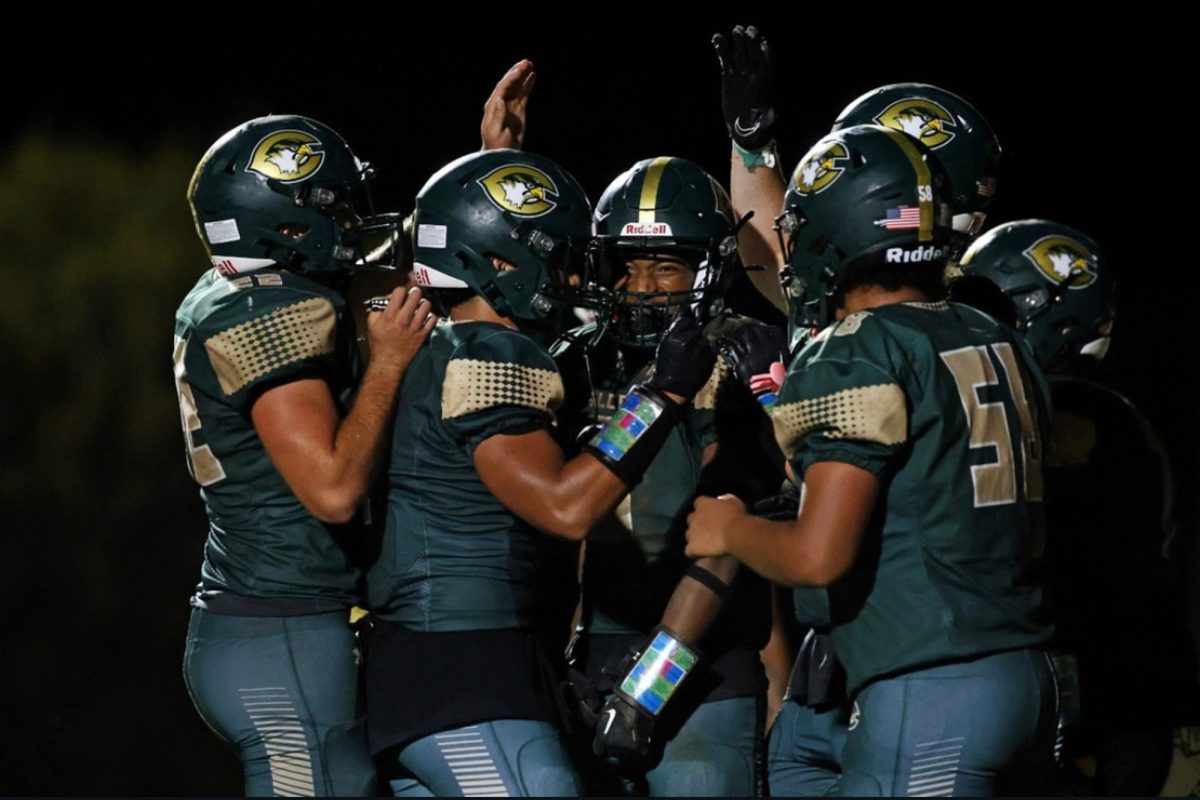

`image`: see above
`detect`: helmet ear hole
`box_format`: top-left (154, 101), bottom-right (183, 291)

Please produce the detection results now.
top-left (1056, 318), bottom-right (1078, 336)
top-left (277, 223), bottom-right (310, 240)
top-left (222, 156), bottom-right (237, 176)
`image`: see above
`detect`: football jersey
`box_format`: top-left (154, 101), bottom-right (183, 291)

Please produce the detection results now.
top-left (556, 313), bottom-right (773, 652)
top-left (772, 300), bottom-right (1053, 696)
top-left (173, 268), bottom-right (362, 603)
top-left (368, 321), bottom-right (563, 631)
top-left (1044, 376), bottom-right (1199, 723)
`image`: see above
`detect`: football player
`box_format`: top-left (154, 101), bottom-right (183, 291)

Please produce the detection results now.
top-left (176, 114), bottom-right (435, 796)
top-left (685, 124), bottom-right (1057, 796)
top-left (363, 149), bottom-right (718, 797)
top-left (553, 156), bottom-right (784, 796)
top-left (714, 26), bottom-right (1000, 346)
top-left (713, 25), bottom-right (1010, 795)
top-left (956, 220), bottom-right (1200, 795)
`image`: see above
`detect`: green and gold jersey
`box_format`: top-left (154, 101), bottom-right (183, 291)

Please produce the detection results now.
top-left (773, 301), bottom-right (1053, 695)
top-left (172, 268), bottom-right (362, 604)
top-left (556, 314), bottom-right (774, 648)
top-left (368, 321), bottom-right (564, 631)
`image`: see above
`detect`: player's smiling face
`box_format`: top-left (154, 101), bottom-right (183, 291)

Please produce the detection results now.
top-left (616, 255), bottom-right (696, 299)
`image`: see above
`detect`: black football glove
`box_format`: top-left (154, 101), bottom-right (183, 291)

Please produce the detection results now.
top-left (720, 321), bottom-right (788, 406)
top-left (593, 693), bottom-right (658, 773)
top-left (713, 25), bottom-right (776, 151)
top-left (646, 307), bottom-right (716, 401)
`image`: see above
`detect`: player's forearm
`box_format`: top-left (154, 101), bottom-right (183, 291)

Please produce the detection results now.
top-left (760, 586), bottom-right (794, 732)
top-left (476, 428), bottom-right (632, 542)
top-left (533, 453), bottom-right (631, 541)
top-left (316, 359), bottom-right (406, 522)
top-left (659, 555), bottom-right (739, 642)
top-left (723, 515), bottom-right (838, 587)
top-left (731, 147), bottom-right (787, 312)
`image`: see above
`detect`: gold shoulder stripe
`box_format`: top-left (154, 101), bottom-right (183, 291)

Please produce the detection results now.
top-left (694, 352), bottom-right (730, 411)
top-left (442, 358), bottom-right (564, 420)
top-left (204, 297), bottom-right (336, 396)
top-left (772, 383), bottom-right (907, 457)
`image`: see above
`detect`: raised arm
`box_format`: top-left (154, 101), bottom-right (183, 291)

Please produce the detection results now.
top-left (714, 25), bottom-right (787, 311)
top-left (480, 59), bottom-right (537, 151)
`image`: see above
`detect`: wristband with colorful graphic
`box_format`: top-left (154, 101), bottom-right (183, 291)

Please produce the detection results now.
top-left (584, 385), bottom-right (683, 487)
top-left (616, 626), bottom-right (701, 716)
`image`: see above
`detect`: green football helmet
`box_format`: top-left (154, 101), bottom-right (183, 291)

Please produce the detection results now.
top-left (776, 124), bottom-right (953, 332)
top-left (957, 220), bottom-right (1114, 374)
top-left (188, 114), bottom-right (397, 278)
top-left (410, 149), bottom-right (591, 332)
top-left (832, 83), bottom-right (999, 242)
top-left (593, 157), bottom-right (739, 348)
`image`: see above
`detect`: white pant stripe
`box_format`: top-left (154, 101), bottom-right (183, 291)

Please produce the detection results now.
top-left (914, 737), bottom-right (965, 750)
top-left (912, 748), bottom-right (960, 762)
top-left (910, 755), bottom-right (962, 771)
top-left (241, 688), bottom-right (315, 797)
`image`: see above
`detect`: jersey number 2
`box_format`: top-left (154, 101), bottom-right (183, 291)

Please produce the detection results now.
top-left (173, 335), bottom-right (227, 486)
top-left (940, 343), bottom-right (1043, 507)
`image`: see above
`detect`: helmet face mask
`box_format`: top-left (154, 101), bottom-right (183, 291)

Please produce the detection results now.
top-left (595, 249), bottom-right (710, 349)
top-left (957, 220), bottom-right (1114, 374)
top-left (778, 125), bottom-right (954, 333)
top-left (409, 150), bottom-right (592, 335)
top-left (188, 115), bottom-right (398, 280)
top-left (592, 157), bottom-right (739, 348)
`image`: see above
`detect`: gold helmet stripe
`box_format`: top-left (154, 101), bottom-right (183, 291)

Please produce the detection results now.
top-left (638, 157), bottom-right (674, 224)
top-left (878, 128), bottom-right (934, 242)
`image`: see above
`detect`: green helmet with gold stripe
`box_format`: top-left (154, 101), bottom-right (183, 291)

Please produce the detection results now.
top-left (832, 83), bottom-right (999, 242)
top-left (776, 124), bottom-right (953, 330)
top-left (593, 156), bottom-right (739, 347)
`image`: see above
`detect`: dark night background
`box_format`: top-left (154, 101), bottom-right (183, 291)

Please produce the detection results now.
top-left (1, 19), bottom-right (1193, 795)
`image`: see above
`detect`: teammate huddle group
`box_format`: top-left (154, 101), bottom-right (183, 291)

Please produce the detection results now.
top-left (173, 27), bottom-right (1161, 798)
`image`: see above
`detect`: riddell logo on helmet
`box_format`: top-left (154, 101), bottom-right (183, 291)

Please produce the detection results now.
top-left (885, 245), bottom-right (945, 263)
top-left (247, 130), bottom-right (325, 183)
top-left (621, 222), bottom-right (673, 236)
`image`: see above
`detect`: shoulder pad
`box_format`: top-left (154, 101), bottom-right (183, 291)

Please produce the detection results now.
top-left (201, 284), bottom-right (339, 397)
top-left (694, 351), bottom-right (731, 411)
top-left (442, 325), bottom-right (564, 420)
